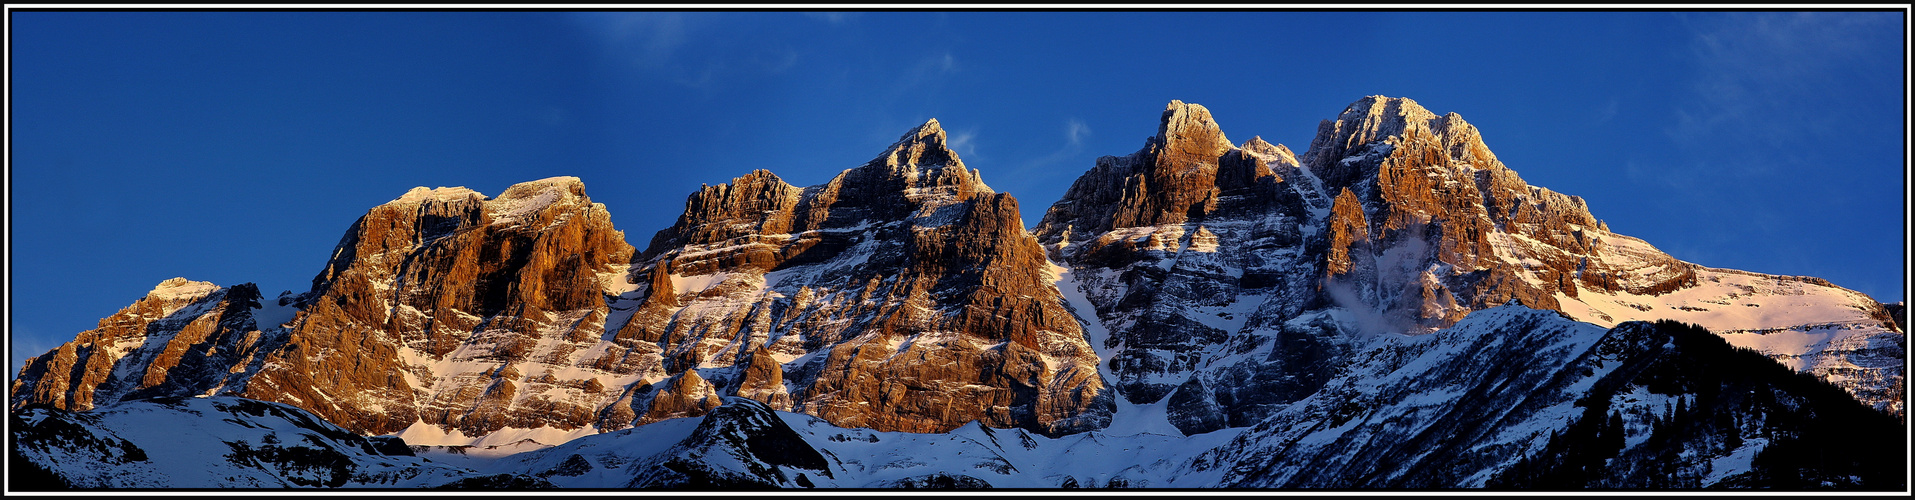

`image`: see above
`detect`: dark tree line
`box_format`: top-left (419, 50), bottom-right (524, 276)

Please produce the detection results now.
top-left (1489, 320), bottom-right (1904, 490)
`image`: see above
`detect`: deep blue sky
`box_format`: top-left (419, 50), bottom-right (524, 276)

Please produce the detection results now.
top-left (7, 11), bottom-right (1907, 370)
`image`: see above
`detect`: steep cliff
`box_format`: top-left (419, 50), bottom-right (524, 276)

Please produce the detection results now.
top-left (11, 278), bottom-right (275, 412)
top-left (611, 119), bottom-right (1111, 436)
top-left (14, 123), bottom-right (1113, 445)
top-left (1037, 97), bottom-right (1903, 434)
top-left (11, 97), bottom-right (1897, 458)
top-left (14, 177), bottom-right (639, 440)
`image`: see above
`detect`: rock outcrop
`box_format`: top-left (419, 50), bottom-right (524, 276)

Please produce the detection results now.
top-left (9, 396), bottom-right (538, 488)
top-left (10, 279), bottom-right (275, 412)
top-left (13, 177), bottom-right (638, 439)
top-left (611, 119), bottom-right (1111, 436)
top-left (1038, 97), bottom-right (1903, 434)
top-left (1177, 310), bottom-right (1904, 489)
top-left (11, 97), bottom-right (1897, 456)
top-left (246, 176), bottom-right (636, 437)
top-left (13, 122), bottom-right (1114, 445)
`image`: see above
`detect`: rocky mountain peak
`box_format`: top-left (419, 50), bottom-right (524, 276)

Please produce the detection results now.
top-left (644, 169), bottom-right (803, 256)
top-left (1034, 96), bottom-right (1903, 435)
top-left (873, 118), bottom-right (962, 174)
top-left (147, 277), bottom-right (222, 302)
top-left (913, 117), bottom-right (946, 142)
top-left (1035, 100), bottom-right (1297, 244)
top-left (11, 97), bottom-right (1900, 466)
top-left (497, 176), bottom-right (588, 203)
top-left (1304, 96), bottom-right (1505, 190)
top-left (1154, 100), bottom-right (1233, 163)
top-left (391, 186), bottom-right (485, 205)
top-left (610, 116), bottom-right (1115, 437)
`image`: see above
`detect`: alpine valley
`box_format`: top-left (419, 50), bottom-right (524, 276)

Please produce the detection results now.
top-left (9, 97), bottom-right (1905, 490)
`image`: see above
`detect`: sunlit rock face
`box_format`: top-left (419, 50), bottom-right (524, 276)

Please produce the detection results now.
top-left (11, 278), bottom-right (268, 412)
top-left (10, 122), bottom-right (1115, 443)
top-left (1037, 97), bottom-right (1901, 434)
top-left (618, 119), bottom-right (1111, 437)
top-left (13, 177), bottom-right (640, 440)
top-left (10, 96), bottom-right (1896, 457)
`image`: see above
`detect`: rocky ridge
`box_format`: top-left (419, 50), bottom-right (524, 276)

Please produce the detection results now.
top-left (1037, 97), bottom-right (1903, 433)
top-left (14, 176), bottom-right (644, 441)
top-left (10, 96), bottom-right (1901, 463)
top-left (9, 396), bottom-right (546, 488)
top-left (11, 278), bottom-right (273, 413)
top-left (12, 123), bottom-right (1113, 448)
top-left (607, 119), bottom-right (1110, 436)
top-left (16, 310), bottom-right (1899, 489)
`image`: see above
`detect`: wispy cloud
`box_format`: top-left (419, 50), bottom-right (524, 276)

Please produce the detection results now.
top-left (904, 52), bottom-right (959, 86)
top-left (803, 12), bottom-right (859, 25)
top-left (566, 13), bottom-right (801, 90)
top-left (873, 51), bottom-right (964, 108)
top-left (1622, 159), bottom-right (1703, 190)
top-left (11, 328), bottom-right (52, 372)
top-left (569, 12), bottom-right (692, 68)
top-left (1592, 98), bottom-right (1619, 125)
top-left (1065, 118), bottom-right (1090, 146)
top-left (1670, 12), bottom-right (1894, 149)
top-left (539, 107), bottom-right (568, 126)
top-left (948, 129), bottom-right (979, 158)
top-left (1020, 118), bottom-right (1094, 171)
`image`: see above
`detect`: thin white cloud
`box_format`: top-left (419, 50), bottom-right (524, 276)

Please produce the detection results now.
top-left (1671, 12), bottom-right (1893, 146)
top-left (1592, 98), bottom-right (1618, 125)
top-left (11, 329), bottom-right (53, 372)
top-left (1066, 118), bottom-right (1091, 146)
top-left (1650, 11), bottom-right (1898, 187)
top-left (803, 12), bottom-right (859, 25)
top-left (879, 51), bottom-right (963, 102)
top-left (540, 107), bottom-right (568, 126)
top-left (568, 12), bottom-right (692, 69)
top-left (752, 49), bottom-right (800, 74)
top-left (949, 129), bottom-right (979, 159)
top-left (566, 13), bottom-right (800, 90)
top-left (1017, 118), bottom-right (1094, 172)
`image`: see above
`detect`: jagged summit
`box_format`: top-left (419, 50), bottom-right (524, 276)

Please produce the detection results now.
top-left (387, 177), bottom-right (588, 205)
top-left (1036, 96), bottom-right (1904, 435)
top-left (644, 119), bottom-right (1000, 258)
top-left (10, 97), bottom-right (1900, 475)
top-left (147, 277), bottom-right (221, 301)
top-left (914, 117), bottom-right (945, 138)
top-left (620, 116), bottom-right (1108, 437)
top-left (498, 175), bottom-right (588, 198)
top-left (391, 185), bottom-right (484, 204)
top-left (1304, 95), bottom-right (1499, 190)
top-left (1036, 99), bottom-right (1300, 242)
top-left (863, 117), bottom-right (975, 186)
top-left (1154, 100), bottom-right (1233, 162)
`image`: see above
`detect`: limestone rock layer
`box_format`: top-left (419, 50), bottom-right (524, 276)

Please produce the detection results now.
top-left (12, 122), bottom-right (1112, 444)
top-left (12, 97), bottom-right (1897, 448)
top-left (1037, 97), bottom-right (1902, 433)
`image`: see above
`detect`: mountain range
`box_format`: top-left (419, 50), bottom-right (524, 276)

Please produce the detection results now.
top-left (10, 96), bottom-right (1904, 489)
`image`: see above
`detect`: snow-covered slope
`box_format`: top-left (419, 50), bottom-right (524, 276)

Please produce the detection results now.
top-left (10, 280), bottom-right (282, 412)
top-left (14, 307), bottom-right (1899, 489)
top-left (1037, 97), bottom-right (1903, 430)
top-left (461, 395), bottom-right (1244, 488)
top-left (9, 97), bottom-right (1900, 487)
top-left (9, 396), bottom-right (544, 488)
top-left (1554, 267), bottom-right (1903, 415)
top-left (397, 307), bottom-right (1912, 489)
top-left (1178, 307), bottom-right (1902, 488)
top-left (13, 123), bottom-right (1112, 451)
top-left (601, 119), bottom-right (1110, 437)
